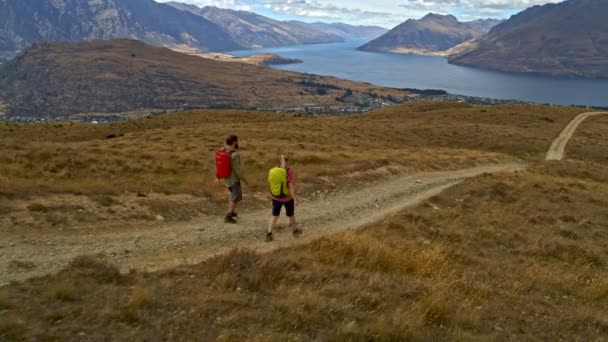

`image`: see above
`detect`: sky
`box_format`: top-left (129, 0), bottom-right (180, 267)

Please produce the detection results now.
top-left (157, 0), bottom-right (560, 28)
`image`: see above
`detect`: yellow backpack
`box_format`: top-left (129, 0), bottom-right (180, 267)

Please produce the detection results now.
top-left (268, 167), bottom-right (289, 198)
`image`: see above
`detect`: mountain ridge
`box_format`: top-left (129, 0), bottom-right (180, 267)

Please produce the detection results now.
top-left (358, 13), bottom-right (501, 54)
top-left (449, 0), bottom-right (608, 78)
top-left (0, 0), bottom-right (241, 60)
top-left (166, 3), bottom-right (345, 48)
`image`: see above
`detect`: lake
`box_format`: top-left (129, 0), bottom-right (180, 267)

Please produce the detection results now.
top-left (230, 39), bottom-right (608, 108)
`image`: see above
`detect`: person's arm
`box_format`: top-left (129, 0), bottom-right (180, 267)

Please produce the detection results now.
top-left (289, 169), bottom-right (296, 203)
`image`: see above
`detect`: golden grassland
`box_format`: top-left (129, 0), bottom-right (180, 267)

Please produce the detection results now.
top-left (1, 101), bottom-right (607, 340)
top-left (567, 114), bottom-right (608, 165)
top-left (1, 160), bottom-right (607, 340)
top-left (0, 102), bottom-right (585, 230)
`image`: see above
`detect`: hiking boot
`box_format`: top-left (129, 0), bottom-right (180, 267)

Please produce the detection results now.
top-left (224, 215), bottom-right (237, 224)
top-left (230, 212), bottom-right (238, 218)
top-left (265, 232), bottom-right (274, 242)
top-left (292, 228), bottom-right (303, 238)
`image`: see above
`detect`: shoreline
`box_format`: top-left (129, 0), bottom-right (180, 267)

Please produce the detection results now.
top-left (5, 93), bottom-right (605, 124)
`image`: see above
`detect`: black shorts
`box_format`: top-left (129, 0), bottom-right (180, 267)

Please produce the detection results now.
top-left (228, 182), bottom-right (242, 203)
top-left (272, 199), bottom-right (295, 217)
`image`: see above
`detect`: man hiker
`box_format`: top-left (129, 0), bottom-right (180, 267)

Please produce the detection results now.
top-left (215, 135), bottom-right (248, 224)
top-left (266, 154), bottom-right (301, 242)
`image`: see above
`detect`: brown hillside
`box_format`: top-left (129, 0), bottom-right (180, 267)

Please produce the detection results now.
top-left (449, 0), bottom-right (608, 78)
top-left (359, 14), bottom-right (485, 54)
top-left (0, 102), bottom-right (606, 340)
top-left (0, 39), bottom-right (409, 118)
top-left (0, 101), bottom-right (586, 232)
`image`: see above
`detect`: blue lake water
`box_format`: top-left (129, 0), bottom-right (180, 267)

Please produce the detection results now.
top-left (230, 39), bottom-right (608, 107)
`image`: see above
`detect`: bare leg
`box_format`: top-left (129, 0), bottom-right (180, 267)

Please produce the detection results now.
top-left (288, 216), bottom-right (297, 229)
top-left (289, 216), bottom-right (302, 237)
top-left (227, 199), bottom-right (236, 215)
top-left (268, 216), bottom-right (280, 234)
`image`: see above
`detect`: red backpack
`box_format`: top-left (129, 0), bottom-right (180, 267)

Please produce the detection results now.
top-left (215, 149), bottom-right (232, 179)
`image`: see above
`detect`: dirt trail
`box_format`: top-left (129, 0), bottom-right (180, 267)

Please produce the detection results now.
top-left (1, 163), bottom-right (525, 285)
top-left (546, 111), bottom-right (608, 161)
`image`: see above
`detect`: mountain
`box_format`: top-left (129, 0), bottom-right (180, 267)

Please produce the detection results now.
top-left (286, 21), bottom-right (388, 39)
top-left (358, 14), bottom-right (491, 54)
top-left (0, 0), bottom-right (241, 61)
top-left (0, 39), bottom-right (410, 118)
top-left (166, 3), bottom-right (344, 48)
top-left (449, 0), bottom-right (608, 78)
top-left (464, 19), bottom-right (504, 33)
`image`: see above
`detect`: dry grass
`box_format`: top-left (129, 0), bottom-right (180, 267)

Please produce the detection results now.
top-left (2, 157), bottom-right (607, 340)
top-left (0, 101), bottom-right (585, 230)
top-left (45, 279), bottom-right (76, 302)
top-left (567, 113), bottom-right (608, 165)
top-left (1, 101), bottom-right (604, 339)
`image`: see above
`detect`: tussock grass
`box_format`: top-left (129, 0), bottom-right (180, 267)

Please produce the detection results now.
top-left (0, 102), bottom-right (584, 230)
top-left (567, 114), bottom-right (608, 165)
top-left (68, 255), bottom-right (122, 284)
top-left (0, 288), bottom-right (11, 310)
top-left (3, 160), bottom-right (607, 340)
top-left (1, 103), bottom-right (605, 340)
top-left (45, 279), bottom-right (77, 302)
top-left (310, 234), bottom-right (448, 276)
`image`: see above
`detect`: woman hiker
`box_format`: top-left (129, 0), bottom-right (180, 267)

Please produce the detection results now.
top-left (266, 154), bottom-right (302, 242)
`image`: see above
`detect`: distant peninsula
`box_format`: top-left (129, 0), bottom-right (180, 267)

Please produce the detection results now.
top-left (191, 52), bottom-right (303, 67)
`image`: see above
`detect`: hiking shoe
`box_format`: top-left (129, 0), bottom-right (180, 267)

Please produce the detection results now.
top-left (292, 228), bottom-right (303, 238)
top-left (230, 212), bottom-right (238, 218)
top-left (265, 232), bottom-right (274, 242)
top-left (224, 215), bottom-right (237, 224)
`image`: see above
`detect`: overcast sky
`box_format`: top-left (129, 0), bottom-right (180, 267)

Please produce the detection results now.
top-left (157, 0), bottom-right (559, 28)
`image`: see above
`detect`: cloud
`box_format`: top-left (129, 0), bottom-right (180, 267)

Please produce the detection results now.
top-left (399, 0), bottom-right (557, 19)
top-left (162, 0), bottom-right (254, 11)
top-left (262, 0), bottom-right (388, 19)
top-left (159, 0), bottom-right (561, 26)
top-left (466, 0), bottom-right (558, 9)
top-left (260, 0), bottom-right (405, 26)
top-left (399, 0), bottom-right (462, 12)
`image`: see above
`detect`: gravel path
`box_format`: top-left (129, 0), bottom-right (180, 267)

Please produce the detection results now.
top-left (0, 163), bottom-right (525, 285)
top-left (546, 111), bottom-right (608, 161)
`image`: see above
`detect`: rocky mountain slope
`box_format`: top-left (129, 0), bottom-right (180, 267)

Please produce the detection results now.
top-left (166, 3), bottom-right (344, 48)
top-left (449, 0), bottom-right (608, 78)
top-left (0, 39), bottom-right (409, 118)
top-left (358, 14), bottom-right (498, 54)
top-left (0, 0), bottom-right (241, 61)
top-left (286, 21), bottom-right (387, 39)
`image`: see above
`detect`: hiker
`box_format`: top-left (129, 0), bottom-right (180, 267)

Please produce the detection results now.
top-left (266, 154), bottom-right (301, 242)
top-left (215, 135), bottom-right (248, 223)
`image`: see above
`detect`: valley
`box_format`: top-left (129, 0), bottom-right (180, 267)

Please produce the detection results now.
top-left (235, 39), bottom-right (608, 108)
top-left (1, 0), bottom-right (607, 340)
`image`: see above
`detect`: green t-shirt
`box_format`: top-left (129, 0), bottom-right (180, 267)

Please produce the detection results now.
top-left (224, 152), bottom-right (242, 187)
